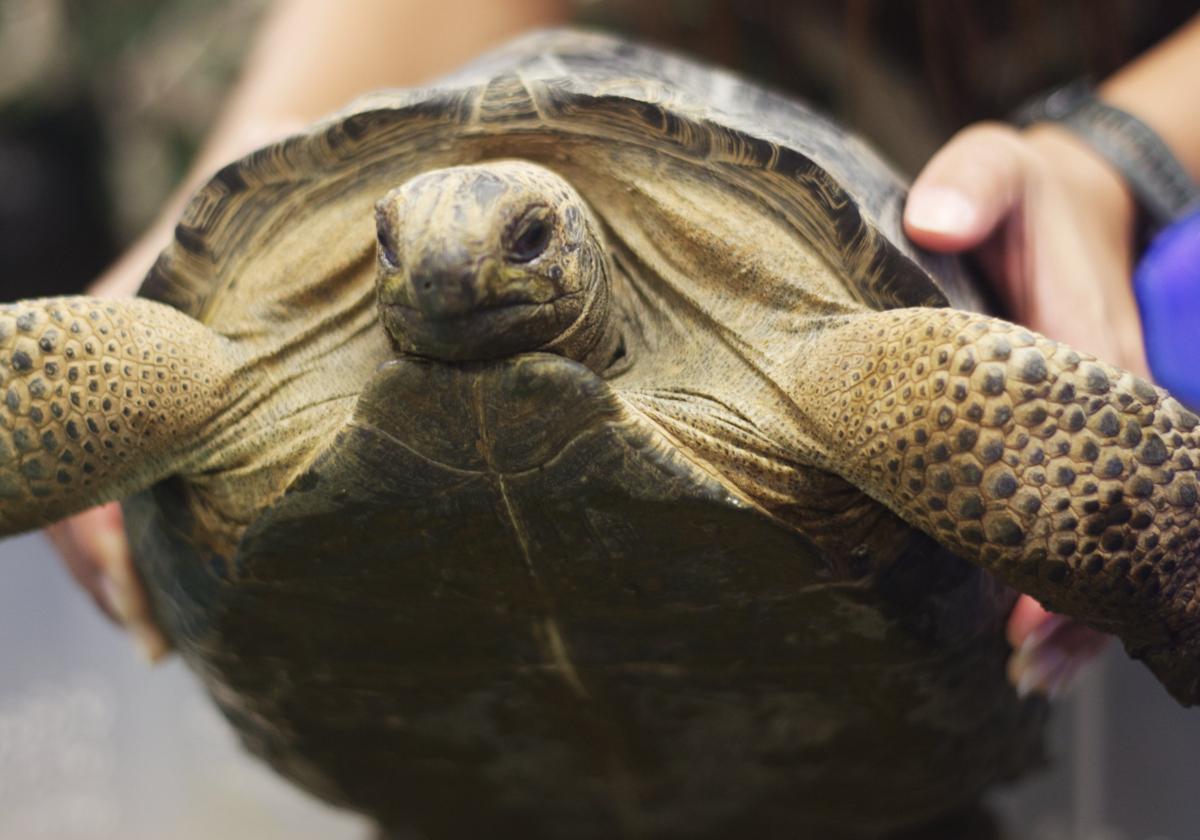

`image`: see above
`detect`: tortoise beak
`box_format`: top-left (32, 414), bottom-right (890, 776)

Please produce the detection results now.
top-left (408, 248), bottom-right (485, 320)
top-left (377, 252), bottom-right (573, 361)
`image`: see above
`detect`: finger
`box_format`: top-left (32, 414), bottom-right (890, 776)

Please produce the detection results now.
top-left (44, 504), bottom-right (123, 623)
top-left (904, 123), bottom-right (1029, 251)
top-left (1010, 620), bottom-right (1111, 699)
top-left (88, 512), bottom-right (172, 662)
top-left (43, 505), bottom-right (172, 662)
top-left (1006, 600), bottom-right (1111, 698)
top-left (1005, 594), bottom-right (1055, 649)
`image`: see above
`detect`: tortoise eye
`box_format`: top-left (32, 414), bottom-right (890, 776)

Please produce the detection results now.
top-left (507, 213), bottom-right (552, 263)
top-left (375, 206), bottom-right (401, 269)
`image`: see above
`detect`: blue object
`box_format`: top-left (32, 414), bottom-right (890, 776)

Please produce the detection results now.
top-left (1134, 207), bottom-right (1200, 411)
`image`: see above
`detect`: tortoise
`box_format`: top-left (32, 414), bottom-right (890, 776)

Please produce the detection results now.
top-left (2, 27), bottom-right (1199, 839)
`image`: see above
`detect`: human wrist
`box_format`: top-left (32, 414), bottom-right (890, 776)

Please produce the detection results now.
top-left (1097, 15), bottom-right (1200, 184)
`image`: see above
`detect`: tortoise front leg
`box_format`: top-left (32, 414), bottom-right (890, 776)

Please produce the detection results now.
top-left (0, 297), bottom-right (237, 536)
top-left (796, 307), bottom-right (1200, 703)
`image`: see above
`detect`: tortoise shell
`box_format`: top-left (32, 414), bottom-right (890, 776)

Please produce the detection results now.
top-left (127, 29), bottom-right (1041, 838)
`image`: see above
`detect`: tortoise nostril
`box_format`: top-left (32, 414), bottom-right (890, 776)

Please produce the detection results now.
top-left (409, 257), bottom-right (478, 318)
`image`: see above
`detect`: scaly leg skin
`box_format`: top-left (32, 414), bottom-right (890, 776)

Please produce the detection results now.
top-left (799, 308), bottom-right (1200, 704)
top-left (0, 297), bottom-right (237, 537)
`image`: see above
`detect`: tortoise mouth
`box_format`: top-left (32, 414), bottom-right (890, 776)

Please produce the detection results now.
top-left (380, 296), bottom-right (581, 361)
top-left (381, 294), bottom-right (570, 317)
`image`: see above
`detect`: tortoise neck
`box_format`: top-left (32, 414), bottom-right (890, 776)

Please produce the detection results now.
top-left (536, 239), bottom-right (627, 376)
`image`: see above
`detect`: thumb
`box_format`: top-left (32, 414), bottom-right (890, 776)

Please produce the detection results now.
top-left (904, 123), bottom-right (1030, 252)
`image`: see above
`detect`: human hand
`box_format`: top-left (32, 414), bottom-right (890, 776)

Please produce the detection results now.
top-left (903, 122), bottom-right (1140, 697)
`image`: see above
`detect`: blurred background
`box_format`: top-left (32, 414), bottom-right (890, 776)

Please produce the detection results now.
top-left (2, 1), bottom-right (1199, 837)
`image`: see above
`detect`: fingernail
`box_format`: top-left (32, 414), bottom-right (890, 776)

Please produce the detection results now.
top-left (93, 528), bottom-right (130, 577)
top-left (100, 572), bottom-right (135, 627)
top-left (905, 187), bottom-right (977, 235)
top-left (1020, 612), bottom-right (1071, 654)
top-left (1013, 643), bottom-right (1068, 699)
top-left (1007, 639), bottom-right (1029, 686)
top-left (132, 625), bottom-right (171, 664)
top-left (1014, 656), bottom-right (1043, 698)
top-left (100, 576), bottom-right (170, 662)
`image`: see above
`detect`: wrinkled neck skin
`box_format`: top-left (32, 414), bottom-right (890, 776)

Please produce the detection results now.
top-left (533, 220), bottom-right (626, 375)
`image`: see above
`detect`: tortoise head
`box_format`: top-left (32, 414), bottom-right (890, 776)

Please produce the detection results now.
top-left (375, 160), bottom-right (619, 369)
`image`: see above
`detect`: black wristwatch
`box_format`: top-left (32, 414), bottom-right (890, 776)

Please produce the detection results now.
top-left (1013, 79), bottom-right (1200, 233)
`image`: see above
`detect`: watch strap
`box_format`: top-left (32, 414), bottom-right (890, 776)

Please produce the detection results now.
top-left (1014, 79), bottom-right (1200, 230)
